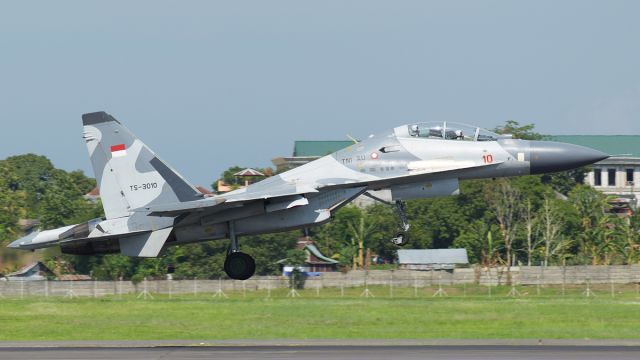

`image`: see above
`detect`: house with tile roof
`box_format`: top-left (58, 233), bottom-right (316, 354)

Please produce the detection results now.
top-left (4, 262), bottom-right (56, 281)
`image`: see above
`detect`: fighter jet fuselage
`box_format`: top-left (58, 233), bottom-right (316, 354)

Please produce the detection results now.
top-left (9, 114), bottom-right (608, 280)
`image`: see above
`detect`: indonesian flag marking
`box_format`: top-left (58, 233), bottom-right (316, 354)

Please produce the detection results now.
top-left (111, 144), bottom-right (127, 158)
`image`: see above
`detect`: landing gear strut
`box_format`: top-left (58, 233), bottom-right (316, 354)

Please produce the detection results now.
top-left (223, 221), bottom-right (255, 280)
top-left (363, 193), bottom-right (411, 246)
top-left (391, 201), bottom-right (410, 246)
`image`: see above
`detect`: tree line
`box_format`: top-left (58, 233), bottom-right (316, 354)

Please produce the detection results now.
top-left (0, 122), bottom-right (638, 281)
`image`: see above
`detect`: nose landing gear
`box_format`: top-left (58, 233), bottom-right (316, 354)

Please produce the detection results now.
top-left (363, 192), bottom-right (411, 247)
top-left (392, 201), bottom-right (410, 246)
top-left (224, 221), bottom-right (256, 280)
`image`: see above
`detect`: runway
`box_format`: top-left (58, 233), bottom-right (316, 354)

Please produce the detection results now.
top-left (0, 345), bottom-right (639, 360)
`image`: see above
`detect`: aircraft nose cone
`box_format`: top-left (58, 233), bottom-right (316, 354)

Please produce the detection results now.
top-left (529, 141), bottom-right (609, 174)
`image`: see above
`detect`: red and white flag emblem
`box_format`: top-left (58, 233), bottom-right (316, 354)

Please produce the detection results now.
top-left (111, 144), bottom-right (127, 158)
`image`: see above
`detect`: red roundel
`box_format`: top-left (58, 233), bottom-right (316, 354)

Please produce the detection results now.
top-left (370, 152), bottom-right (379, 160)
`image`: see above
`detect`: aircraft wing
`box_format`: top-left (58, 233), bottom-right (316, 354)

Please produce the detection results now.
top-left (139, 181), bottom-right (319, 217)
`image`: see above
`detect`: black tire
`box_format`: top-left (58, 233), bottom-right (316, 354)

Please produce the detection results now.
top-left (393, 232), bottom-right (408, 246)
top-left (224, 252), bottom-right (256, 280)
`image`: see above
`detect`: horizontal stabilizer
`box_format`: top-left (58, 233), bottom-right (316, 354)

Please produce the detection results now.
top-left (119, 227), bottom-right (173, 257)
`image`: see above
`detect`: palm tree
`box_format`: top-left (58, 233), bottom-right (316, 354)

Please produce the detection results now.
top-left (347, 217), bottom-right (377, 270)
top-left (481, 230), bottom-right (504, 268)
top-left (568, 185), bottom-right (610, 264)
top-left (617, 218), bottom-right (640, 264)
top-left (594, 215), bottom-right (624, 265)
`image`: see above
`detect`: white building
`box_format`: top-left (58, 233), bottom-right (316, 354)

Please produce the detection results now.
top-left (397, 249), bottom-right (469, 270)
top-left (553, 135), bottom-right (640, 210)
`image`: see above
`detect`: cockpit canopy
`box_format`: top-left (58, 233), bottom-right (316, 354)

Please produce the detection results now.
top-left (407, 122), bottom-right (501, 142)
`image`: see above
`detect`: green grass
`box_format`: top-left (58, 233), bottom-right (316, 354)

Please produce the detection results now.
top-left (1, 285), bottom-right (640, 341)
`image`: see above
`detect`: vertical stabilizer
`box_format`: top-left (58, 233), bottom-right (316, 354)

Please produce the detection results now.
top-left (82, 111), bottom-right (202, 219)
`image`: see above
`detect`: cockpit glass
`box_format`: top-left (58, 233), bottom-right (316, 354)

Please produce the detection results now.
top-left (407, 122), bottom-right (498, 142)
top-left (476, 128), bottom-right (499, 141)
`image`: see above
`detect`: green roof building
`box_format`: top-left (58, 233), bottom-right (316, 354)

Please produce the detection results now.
top-left (293, 140), bottom-right (354, 157)
top-left (272, 140), bottom-right (354, 172)
top-left (551, 135), bottom-right (640, 209)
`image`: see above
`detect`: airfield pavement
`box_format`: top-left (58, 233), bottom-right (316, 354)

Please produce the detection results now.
top-left (0, 342), bottom-right (640, 360)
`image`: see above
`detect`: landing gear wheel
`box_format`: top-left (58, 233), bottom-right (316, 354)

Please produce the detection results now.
top-left (224, 252), bottom-right (256, 280)
top-left (391, 232), bottom-right (408, 246)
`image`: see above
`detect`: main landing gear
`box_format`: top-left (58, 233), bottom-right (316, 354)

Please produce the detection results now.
top-left (363, 193), bottom-right (411, 246)
top-left (224, 252), bottom-right (255, 280)
top-left (223, 221), bottom-right (255, 280)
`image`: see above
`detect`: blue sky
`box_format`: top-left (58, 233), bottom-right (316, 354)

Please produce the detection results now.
top-left (1, 1), bottom-right (639, 187)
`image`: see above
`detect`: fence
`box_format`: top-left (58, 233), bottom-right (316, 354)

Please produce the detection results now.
top-left (1, 265), bottom-right (640, 298)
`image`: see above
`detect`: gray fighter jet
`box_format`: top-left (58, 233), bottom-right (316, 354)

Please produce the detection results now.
top-left (8, 112), bottom-right (608, 279)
